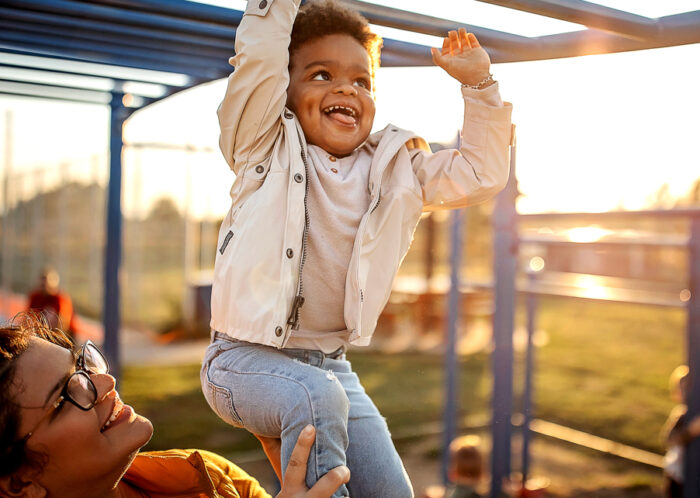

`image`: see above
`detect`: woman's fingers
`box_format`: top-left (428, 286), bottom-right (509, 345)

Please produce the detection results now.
top-left (468, 32), bottom-right (481, 48)
top-left (283, 425), bottom-right (315, 487)
top-left (306, 466), bottom-right (351, 498)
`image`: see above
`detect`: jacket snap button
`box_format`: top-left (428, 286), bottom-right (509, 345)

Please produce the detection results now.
top-left (255, 165), bottom-right (264, 174)
top-left (275, 326), bottom-right (283, 337)
top-left (259, 0), bottom-right (267, 9)
top-left (294, 173), bottom-right (304, 183)
top-left (284, 110), bottom-right (293, 119)
top-left (286, 248), bottom-right (294, 258)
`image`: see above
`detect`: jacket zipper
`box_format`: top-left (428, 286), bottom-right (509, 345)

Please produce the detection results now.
top-left (287, 129), bottom-right (310, 330)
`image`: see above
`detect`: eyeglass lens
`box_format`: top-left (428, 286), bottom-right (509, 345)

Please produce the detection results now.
top-left (67, 372), bottom-right (98, 409)
top-left (83, 343), bottom-right (108, 374)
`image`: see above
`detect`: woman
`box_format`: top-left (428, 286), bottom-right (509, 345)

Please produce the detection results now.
top-left (0, 319), bottom-right (349, 497)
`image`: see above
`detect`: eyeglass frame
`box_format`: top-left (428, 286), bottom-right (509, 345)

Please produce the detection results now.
top-left (19, 340), bottom-right (110, 442)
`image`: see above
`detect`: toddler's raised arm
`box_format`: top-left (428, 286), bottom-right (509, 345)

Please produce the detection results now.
top-left (412, 29), bottom-right (513, 209)
top-left (218, 0), bottom-right (301, 175)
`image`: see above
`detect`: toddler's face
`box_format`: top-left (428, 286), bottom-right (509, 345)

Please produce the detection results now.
top-left (287, 34), bottom-right (375, 157)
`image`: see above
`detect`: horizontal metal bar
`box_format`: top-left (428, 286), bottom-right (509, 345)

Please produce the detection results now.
top-left (0, 7), bottom-right (234, 53)
top-left (519, 234), bottom-right (689, 249)
top-left (0, 81), bottom-right (111, 104)
top-left (0, 18), bottom-right (233, 65)
top-left (0, 51), bottom-right (191, 86)
top-left (1, 0), bottom-right (237, 39)
top-left (80, 0), bottom-right (244, 26)
top-left (342, 0), bottom-right (530, 50)
top-left (501, 11), bottom-right (700, 62)
top-left (476, 0), bottom-right (660, 40)
top-left (0, 35), bottom-right (226, 80)
top-left (518, 208), bottom-right (700, 221)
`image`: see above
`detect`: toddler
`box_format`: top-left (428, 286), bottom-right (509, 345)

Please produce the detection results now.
top-left (201, 1), bottom-right (513, 496)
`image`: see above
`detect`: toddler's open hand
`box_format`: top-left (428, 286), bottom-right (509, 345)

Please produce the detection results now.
top-left (431, 28), bottom-right (492, 88)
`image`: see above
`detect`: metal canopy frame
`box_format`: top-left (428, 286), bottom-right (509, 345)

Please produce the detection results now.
top-left (2, 0), bottom-right (699, 108)
top-left (2, 1), bottom-right (700, 497)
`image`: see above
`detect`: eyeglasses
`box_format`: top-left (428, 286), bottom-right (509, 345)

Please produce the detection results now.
top-left (21, 341), bottom-right (109, 442)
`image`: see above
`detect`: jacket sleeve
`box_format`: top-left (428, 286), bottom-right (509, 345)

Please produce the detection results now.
top-left (218, 0), bottom-right (301, 175)
top-left (197, 450), bottom-right (273, 498)
top-left (410, 83), bottom-right (513, 210)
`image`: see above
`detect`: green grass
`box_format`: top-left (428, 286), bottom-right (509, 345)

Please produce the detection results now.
top-left (120, 296), bottom-right (684, 457)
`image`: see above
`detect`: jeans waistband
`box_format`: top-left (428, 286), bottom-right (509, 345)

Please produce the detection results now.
top-left (212, 331), bottom-right (346, 367)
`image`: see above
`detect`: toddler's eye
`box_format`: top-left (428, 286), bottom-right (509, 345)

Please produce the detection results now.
top-left (311, 71), bottom-right (330, 81)
top-left (354, 79), bottom-right (370, 90)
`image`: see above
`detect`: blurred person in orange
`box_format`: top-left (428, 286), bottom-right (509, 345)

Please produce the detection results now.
top-left (26, 266), bottom-right (78, 340)
top-left (662, 365), bottom-right (700, 497)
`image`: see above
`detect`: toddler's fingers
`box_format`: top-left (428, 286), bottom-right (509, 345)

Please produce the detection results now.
top-left (468, 32), bottom-right (481, 48)
top-left (448, 30), bottom-right (459, 55)
top-left (441, 36), bottom-right (450, 56)
top-left (459, 28), bottom-right (470, 50)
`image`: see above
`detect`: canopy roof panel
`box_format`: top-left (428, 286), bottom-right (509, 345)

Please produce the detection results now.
top-left (1, 0), bottom-right (699, 109)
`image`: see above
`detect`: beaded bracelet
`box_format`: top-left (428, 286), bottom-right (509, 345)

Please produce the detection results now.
top-left (461, 73), bottom-right (494, 90)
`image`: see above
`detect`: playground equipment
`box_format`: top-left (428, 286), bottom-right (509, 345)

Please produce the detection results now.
top-left (2, 1), bottom-right (700, 496)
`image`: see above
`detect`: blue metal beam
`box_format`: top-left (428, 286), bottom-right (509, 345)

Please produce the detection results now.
top-left (85, 0), bottom-right (244, 25)
top-left (0, 44), bottom-right (221, 81)
top-left (490, 138), bottom-right (518, 497)
top-left (0, 80), bottom-right (110, 104)
top-left (685, 217), bottom-right (700, 498)
top-left (103, 89), bottom-right (130, 379)
top-left (2, 0), bottom-right (238, 39)
top-left (0, 31), bottom-right (227, 74)
top-left (0, 21), bottom-right (231, 63)
top-left (442, 207), bottom-right (465, 484)
top-left (0, 7), bottom-right (234, 53)
top-left (476, 0), bottom-right (660, 40)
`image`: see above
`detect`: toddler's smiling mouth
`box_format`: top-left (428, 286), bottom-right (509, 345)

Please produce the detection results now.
top-left (323, 105), bottom-right (358, 126)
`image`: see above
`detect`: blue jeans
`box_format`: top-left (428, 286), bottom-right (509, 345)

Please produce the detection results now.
top-left (200, 334), bottom-right (414, 498)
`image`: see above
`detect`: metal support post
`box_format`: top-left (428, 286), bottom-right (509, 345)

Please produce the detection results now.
top-left (1, 110), bottom-right (13, 318)
top-left (522, 270), bottom-right (538, 485)
top-left (442, 207), bottom-right (466, 484)
top-left (685, 215), bottom-right (700, 498)
top-left (490, 134), bottom-right (518, 497)
top-left (103, 89), bottom-right (128, 380)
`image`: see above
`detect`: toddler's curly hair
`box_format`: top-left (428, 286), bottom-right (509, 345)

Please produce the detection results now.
top-left (289, 0), bottom-right (383, 86)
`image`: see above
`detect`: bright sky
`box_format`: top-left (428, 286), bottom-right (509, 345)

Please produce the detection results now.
top-left (1, 1), bottom-right (699, 218)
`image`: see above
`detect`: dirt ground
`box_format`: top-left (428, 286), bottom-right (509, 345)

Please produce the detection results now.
top-left (233, 432), bottom-right (663, 497)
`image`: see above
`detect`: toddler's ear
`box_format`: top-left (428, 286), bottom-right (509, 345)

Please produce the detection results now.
top-left (0, 473), bottom-right (47, 498)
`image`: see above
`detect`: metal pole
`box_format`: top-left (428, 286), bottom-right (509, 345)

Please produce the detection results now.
top-left (442, 207), bottom-right (466, 484)
top-left (2, 110), bottom-right (13, 318)
top-left (522, 270), bottom-right (538, 486)
top-left (103, 89), bottom-right (128, 380)
top-left (490, 134), bottom-right (518, 498)
top-left (684, 215), bottom-right (700, 498)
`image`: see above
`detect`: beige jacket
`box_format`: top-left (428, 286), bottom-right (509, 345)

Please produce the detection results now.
top-left (210, 0), bottom-right (513, 347)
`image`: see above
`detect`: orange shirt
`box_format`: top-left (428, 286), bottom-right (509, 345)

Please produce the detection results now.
top-left (123, 449), bottom-right (272, 498)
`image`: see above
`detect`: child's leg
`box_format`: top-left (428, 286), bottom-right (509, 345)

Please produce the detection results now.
top-left (201, 336), bottom-right (350, 497)
top-left (325, 357), bottom-right (415, 498)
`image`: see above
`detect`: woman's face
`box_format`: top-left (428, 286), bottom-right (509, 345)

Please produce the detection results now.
top-left (12, 338), bottom-right (153, 497)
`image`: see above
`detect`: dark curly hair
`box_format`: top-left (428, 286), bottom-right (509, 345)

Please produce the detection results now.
top-left (290, 0), bottom-right (383, 86)
top-left (0, 314), bottom-right (72, 481)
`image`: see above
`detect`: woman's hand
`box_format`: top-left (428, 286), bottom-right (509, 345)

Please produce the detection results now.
top-left (275, 426), bottom-right (350, 498)
top-left (255, 434), bottom-right (283, 482)
top-left (431, 28), bottom-right (492, 88)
